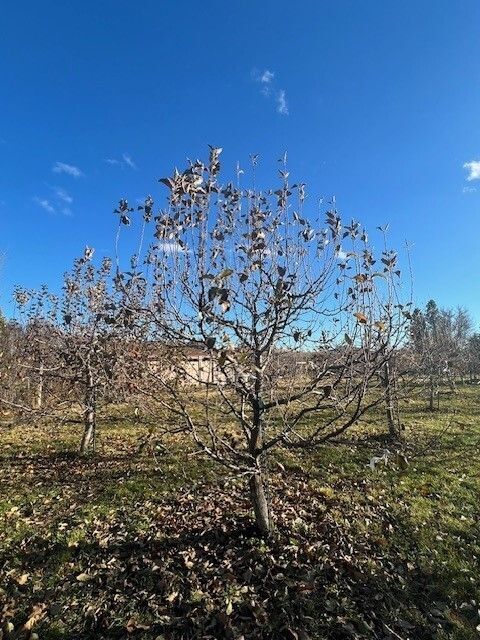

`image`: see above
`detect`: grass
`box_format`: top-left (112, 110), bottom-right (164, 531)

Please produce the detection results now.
top-left (0, 387), bottom-right (479, 639)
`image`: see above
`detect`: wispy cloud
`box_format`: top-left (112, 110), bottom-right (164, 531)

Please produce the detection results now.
top-left (251, 68), bottom-right (289, 115)
top-left (463, 160), bottom-right (480, 181)
top-left (157, 241), bottom-right (187, 254)
top-left (104, 153), bottom-right (138, 170)
top-left (33, 197), bottom-right (55, 214)
top-left (52, 162), bottom-right (83, 178)
top-left (54, 186), bottom-right (73, 204)
top-left (122, 153), bottom-right (137, 169)
top-left (33, 186), bottom-right (74, 216)
top-left (252, 68), bottom-right (274, 91)
top-left (254, 69), bottom-right (275, 95)
top-left (260, 70), bottom-right (274, 84)
top-left (463, 185), bottom-right (477, 193)
top-left (276, 90), bottom-right (289, 115)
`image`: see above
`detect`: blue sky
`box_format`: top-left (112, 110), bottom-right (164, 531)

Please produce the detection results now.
top-left (1, 0), bottom-right (479, 324)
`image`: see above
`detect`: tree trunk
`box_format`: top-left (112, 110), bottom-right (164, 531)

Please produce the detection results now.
top-left (35, 362), bottom-right (44, 410)
top-left (248, 351), bottom-right (271, 535)
top-left (249, 471), bottom-right (271, 536)
top-left (446, 371), bottom-right (457, 394)
top-left (80, 413), bottom-right (95, 455)
top-left (80, 365), bottom-right (96, 455)
top-left (382, 358), bottom-right (400, 438)
top-left (429, 375), bottom-right (436, 411)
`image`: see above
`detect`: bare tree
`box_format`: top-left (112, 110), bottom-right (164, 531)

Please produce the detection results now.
top-left (118, 148), bottom-right (406, 535)
top-left (0, 313), bottom-right (26, 416)
top-left (60, 249), bottom-right (131, 454)
top-left (12, 249), bottom-right (133, 454)
top-left (410, 301), bottom-right (472, 410)
top-left (467, 332), bottom-right (480, 383)
top-left (6, 287), bottom-right (64, 417)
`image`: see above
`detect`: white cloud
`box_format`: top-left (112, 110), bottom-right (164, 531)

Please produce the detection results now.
top-left (463, 185), bottom-right (477, 193)
top-left (253, 68), bottom-right (275, 96)
top-left (463, 160), bottom-right (480, 181)
top-left (52, 162), bottom-right (83, 178)
top-left (277, 90), bottom-right (289, 115)
top-left (54, 187), bottom-right (73, 204)
top-left (157, 241), bottom-right (186, 254)
top-left (122, 153), bottom-right (137, 169)
top-left (34, 187), bottom-right (74, 216)
top-left (252, 68), bottom-right (274, 85)
top-left (260, 70), bottom-right (274, 84)
top-left (104, 153), bottom-right (137, 170)
top-left (252, 69), bottom-right (289, 115)
top-left (33, 197), bottom-right (55, 214)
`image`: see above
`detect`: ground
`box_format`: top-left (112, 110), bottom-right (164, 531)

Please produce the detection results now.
top-left (0, 388), bottom-right (479, 639)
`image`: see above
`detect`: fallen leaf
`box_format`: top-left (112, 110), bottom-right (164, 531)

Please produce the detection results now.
top-left (76, 573), bottom-right (91, 582)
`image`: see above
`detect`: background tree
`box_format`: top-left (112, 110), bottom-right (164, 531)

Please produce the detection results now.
top-left (0, 312), bottom-right (26, 416)
top-left (467, 332), bottom-right (480, 382)
top-left (410, 301), bottom-right (472, 409)
top-left (13, 249), bottom-right (135, 454)
top-left (7, 286), bottom-right (63, 417)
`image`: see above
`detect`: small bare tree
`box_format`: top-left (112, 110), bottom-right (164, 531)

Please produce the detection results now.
top-left (410, 301), bottom-right (472, 410)
top-left (60, 249), bottom-right (128, 454)
top-left (0, 313), bottom-right (27, 416)
top-left (118, 148), bottom-right (406, 534)
top-left (8, 286), bottom-right (65, 417)
top-left (467, 332), bottom-right (480, 383)
top-left (13, 250), bottom-right (133, 454)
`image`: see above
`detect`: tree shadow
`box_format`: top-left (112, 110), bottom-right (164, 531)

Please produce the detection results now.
top-left (3, 476), bottom-right (478, 640)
